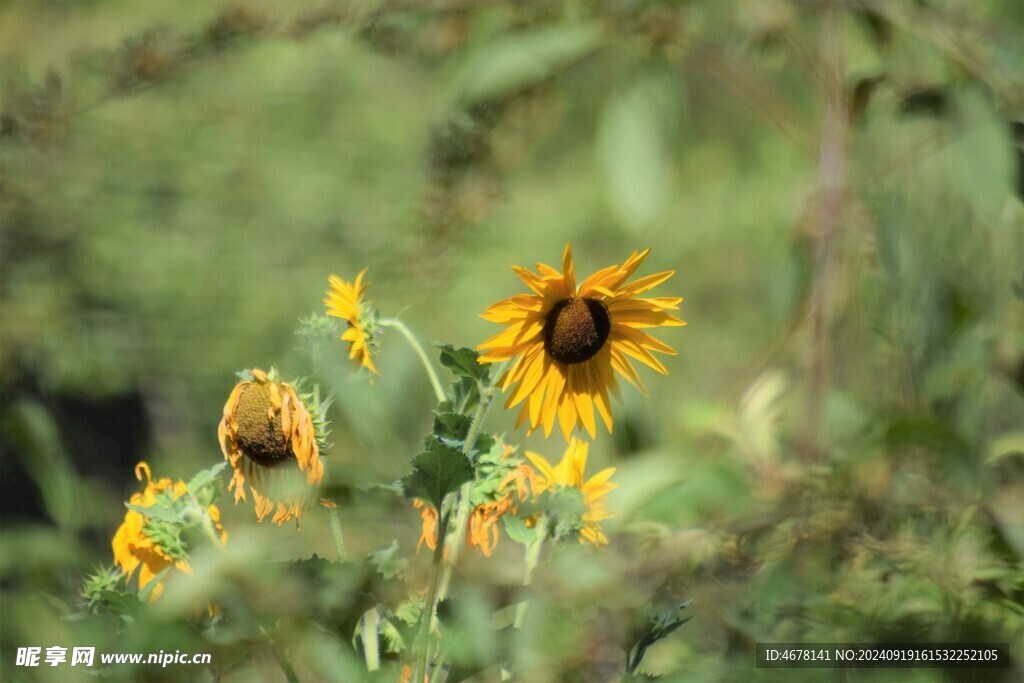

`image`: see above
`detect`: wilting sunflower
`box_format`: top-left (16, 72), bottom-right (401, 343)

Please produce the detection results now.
top-left (112, 462), bottom-right (227, 601)
top-left (218, 368), bottom-right (329, 527)
top-left (414, 497), bottom-right (513, 557)
top-left (324, 269), bottom-right (379, 375)
top-left (521, 438), bottom-right (617, 546)
top-left (478, 243), bottom-right (683, 441)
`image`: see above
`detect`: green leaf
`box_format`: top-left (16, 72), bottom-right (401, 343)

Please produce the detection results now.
top-left (435, 344), bottom-right (489, 383)
top-left (125, 502), bottom-right (180, 524)
top-left (434, 411), bottom-right (472, 444)
top-left (367, 541), bottom-right (408, 580)
top-left (986, 431), bottom-right (1024, 464)
top-left (402, 438), bottom-right (475, 510)
top-left (627, 600), bottom-right (692, 673)
top-left (502, 515), bottom-right (539, 546)
top-left (447, 376), bottom-right (482, 413)
top-left (450, 22), bottom-right (603, 104)
top-left (946, 88), bottom-right (1014, 216)
top-left (598, 71), bottom-right (679, 233)
top-left (186, 462), bottom-right (227, 497)
top-left (473, 433), bottom-right (496, 459)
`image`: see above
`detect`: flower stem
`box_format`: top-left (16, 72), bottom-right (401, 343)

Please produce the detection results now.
top-left (259, 624), bottom-right (299, 683)
top-left (326, 505), bottom-right (348, 562)
top-left (513, 516), bottom-right (547, 629)
top-left (416, 359), bottom-right (510, 680)
top-left (379, 318), bottom-right (446, 403)
top-left (437, 359), bottom-right (509, 602)
top-left (413, 512), bottom-right (449, 683)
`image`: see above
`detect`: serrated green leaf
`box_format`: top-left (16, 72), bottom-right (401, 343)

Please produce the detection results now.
top-left (434, 411), bottom-right (472, 443)
top-left (125, 502), bottom-right (180, 524)
top-left (186, 462), bottom-right (227, 497)
top-left (448, 375), bottom-right (482, 413)
top-left (435, 344), bottom-right (490, 383)
top-left (380, 618), bottom-right (406, 654)
top-left (402, 438), bottom-right (475, 510)
top-left (395, 595), bottom-right (424, 627)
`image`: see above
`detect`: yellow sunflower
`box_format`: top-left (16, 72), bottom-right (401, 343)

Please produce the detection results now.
top-left (523, 438), bottom-right (617, 546)
top-left (112, 462), bottom-right (227, 601)
top-left (324, 269), bottom-right (379, 375)
top-left (478, 243), bottom-right (683, 441)
top-left (218, 368), bottom-right (326, 527)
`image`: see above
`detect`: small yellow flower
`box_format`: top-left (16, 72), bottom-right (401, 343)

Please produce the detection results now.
top-left (478, 243), bottom-right (683, 441)
top-left (218, 368), bottom-right (325, 526)
top-left (521, 438), bottom-right (617, 546)
top-left (324, 269), bottom-right (379, 375)
top-left (111, 462), bottom-right (227, 601)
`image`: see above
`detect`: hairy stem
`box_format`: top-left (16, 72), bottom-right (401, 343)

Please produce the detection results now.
top-left (326, 505), bottom-right (347, 562)
top-left (379, 318), bottom-right (447, 403)
top-left (258, 624), bottom-right (299, 683)
top-left (437, 359), bottom-right (510, 602)
top-left (413, 512), bottom-right (449, 683)
top-left (806, 0), bottom-right (847, 457)
top-left (513, 517), bottom-right (548, 629)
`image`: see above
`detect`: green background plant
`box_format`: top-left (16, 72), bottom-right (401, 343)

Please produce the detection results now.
top-left (2, 0), bottom-right (1023, 681)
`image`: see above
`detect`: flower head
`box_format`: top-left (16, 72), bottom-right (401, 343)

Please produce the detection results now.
top-left (324, 269), bottom-right (379, 375)
top-left (111, 462), bottom-right (227, 601)
top-left (414, 496), bottom-right (514, 558)
top-left (478, 243), bottom-right (683, 441)
top-left (218, 368), bottom-right (328, 526)
top-left (520, 438), bottom-right (617, 546)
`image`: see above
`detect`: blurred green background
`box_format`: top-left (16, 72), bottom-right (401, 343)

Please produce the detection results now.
top-left (1, 0), bottom-right (1022, 681)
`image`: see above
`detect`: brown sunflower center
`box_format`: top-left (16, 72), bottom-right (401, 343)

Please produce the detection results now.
top-left (543, 297), bottom-right (611, 365)
top-left (233, 383), bottom-right (293, 468)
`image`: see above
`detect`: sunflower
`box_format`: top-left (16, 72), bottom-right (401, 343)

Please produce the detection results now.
top-left (324, 268), bottom-right (379, 375)
top-left (521, 438), bottom-right (617, 546)
top-left (112, 462), bottom-right (227, 601)
top-left (414, 497), bottom-right (513, 557)
top-left (478, 243), bottom-right (683, 441)
top-left (218, 368), bottom-right (327, 527)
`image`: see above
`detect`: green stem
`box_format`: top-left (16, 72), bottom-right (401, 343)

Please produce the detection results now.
top-left (417, 359), bottom-right (511, 679)
top-left (379, 318), bottom-right (446, 403)
top-left (413, 513), bottom-right (449, 683)
top-left (361, 608), bottom-right (380, 671)
top-left (436, 359), bottom-right (510, 602)
top-left (258, 624), bottom-right (299, 683)
top-left (513, 517), bottom-right (547, 630)
top-left (326, 506), bottom-right (347, 562)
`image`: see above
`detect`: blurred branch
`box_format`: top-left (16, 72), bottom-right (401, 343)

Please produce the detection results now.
top-left (806, 0), bottom-right (848, 457)
top-left (792, 0), bottom-right (1024, 110)
top-left (688, 40), bottom-right (815, 154)
top-left (53, 0), bottom-right (521, 125)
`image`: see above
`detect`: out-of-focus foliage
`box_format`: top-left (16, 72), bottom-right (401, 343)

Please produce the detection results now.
top-left (2, 0), bottom-right (1023, 681)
